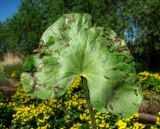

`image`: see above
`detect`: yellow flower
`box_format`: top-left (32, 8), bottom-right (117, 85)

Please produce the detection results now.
top-left (80, 113), bottom-right (87, 120)
top-left (150, 126), bottom-right (158, 129)
top-left (156, 117), bottom-right (160, 125)
top-left (116, 120), bottom-right (127, 129)
top-left (105, 123), bottom-right (110, 128)
top-left (98, 123), bottom-right (105, 128)
top-left (67, 76), bottom-right (81, 94)
top-left (133, 113), bottom-right (138, 118)
top-left (133, 122), bottom-right (145, 129)
top-left (70, 122), bottom-right (82, 129)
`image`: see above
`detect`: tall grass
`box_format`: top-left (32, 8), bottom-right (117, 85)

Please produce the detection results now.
top-left (0, 52), bottom-right (23, 97)
top-left (0, 52), bottom-right (22, 67)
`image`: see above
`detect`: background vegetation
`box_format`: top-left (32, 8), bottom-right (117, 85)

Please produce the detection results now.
top-left (0, 0), bottom-right (160, 71)
top-left (0, 0), bottom-right (160, 128)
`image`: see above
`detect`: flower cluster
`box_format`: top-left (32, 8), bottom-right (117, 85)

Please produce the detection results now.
top-left (138, 71), bottom-right (160, 92)
top-left (12, 104), bottom-right (52, 128)
top-left (156, 112), bottom-right (160, 126)
top-left (116, 119), bottom-right (127, 129)
top-left (0, 71), bottom-right (160, 128)
top-left (115, 113), bottom-right (146, 129)
top-left (67, 76), bottom-right (81, 95)
top-left (138, 71), bottom-right (160, 81)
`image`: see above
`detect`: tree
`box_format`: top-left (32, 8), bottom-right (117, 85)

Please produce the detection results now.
top-left (120, 0), bottom-right (160, 71)
top-left (0, 0), bottom-right (159, 71)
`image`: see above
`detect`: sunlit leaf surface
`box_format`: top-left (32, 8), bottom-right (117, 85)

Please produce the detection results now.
top-left (21, 13), bottom-right (142, 117)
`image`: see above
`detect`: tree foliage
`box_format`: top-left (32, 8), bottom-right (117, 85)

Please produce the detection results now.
top-left (121, 0), bottom-right (160, 70)
top-left (0, 0), bottom-right (159, 71)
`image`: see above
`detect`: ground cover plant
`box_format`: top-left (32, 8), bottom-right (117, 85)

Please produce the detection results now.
top-left (0, 71), bottom-right (160, 129)
top-left (20, 13), bottom-right (142, 128)
top-left (0, 54), bottom-right (159, 128)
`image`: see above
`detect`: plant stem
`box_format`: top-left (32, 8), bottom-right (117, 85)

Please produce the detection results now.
top-left (81, 76), bottom-right (97, 129)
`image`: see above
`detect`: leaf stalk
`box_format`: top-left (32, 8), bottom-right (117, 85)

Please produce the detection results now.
top-left (81, 76), bottom-right (97, 129)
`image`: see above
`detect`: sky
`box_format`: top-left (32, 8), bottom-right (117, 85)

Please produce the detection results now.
top-left (0, 0), bottom-right (21, 22)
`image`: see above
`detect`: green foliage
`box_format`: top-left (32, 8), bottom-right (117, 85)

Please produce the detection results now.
top-left (121, 0), bottom-right (160, 69)
top-left (0, 0), bottom-right (159, 71)
top-left (0, 100), bottom-right (14, 129)
top-left (0, 68), bottom-right (6, 83)
top-left (21, 13), bottom-right (142, 117)
top-left (23, 55), bottom-right (34, 71)
top-left (138, 71), bottom-right (160, 93)
top-left (0, 91), bottom-right (5, 102)
top-left (2, 64), bottom-right (22, 79)
top-left (0, 0), bottom-right (65, 55)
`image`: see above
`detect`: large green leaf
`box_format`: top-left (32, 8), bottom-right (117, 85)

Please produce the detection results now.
top-left (21, 13), bottom-right (142, 117)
